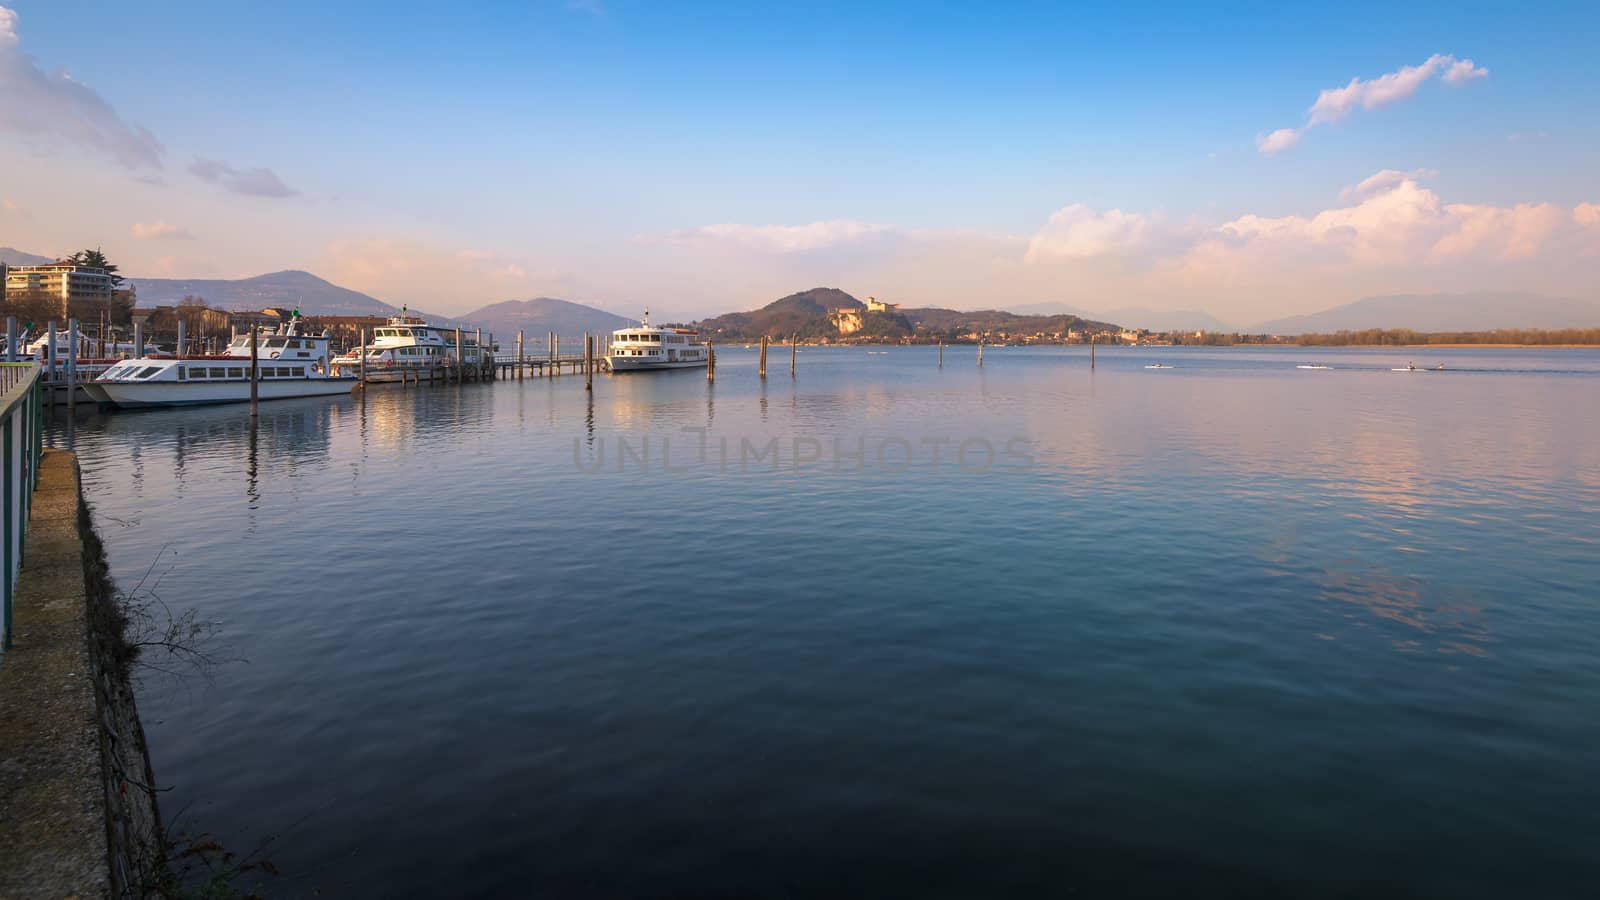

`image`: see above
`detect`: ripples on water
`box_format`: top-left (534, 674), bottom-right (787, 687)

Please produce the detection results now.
top-left (52, 347), bottom-right (1600, 897)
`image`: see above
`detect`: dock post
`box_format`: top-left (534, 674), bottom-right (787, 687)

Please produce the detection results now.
top-left (176, 320), bottom-right (186, 359)
top-left (938, 340), bottom-right (943, 368)
top-left (790, 333), bottom-right (796, 376)
top-left (585, 335), bottom-right (593, 391)
top-left (548, 331), bottom-right (555, 372)
top-left (1090, 334), bottom-right (1095, 369)
top-left (977, 338), bottom-right (984, 367)
top-left (66, 319), bottom-right (77, 411)
top-left (46, 322), bottom-right (56, 408)
top-left (133, 321), bottom-right (144, 360)
top-left (455, 329), bottom-right (464, 383)
top-left (706, 342), bottom-right (715, 381)
top-left (5, 316), bottom-right (14, 362)
top-left (759, 334), bottom-right (768, 378)
top-left (517, 330), bottom-right (524, 381)
top-left (250, 325), bottom-right (260, 416)
top-left (357, 327), bottom-right (366, 389)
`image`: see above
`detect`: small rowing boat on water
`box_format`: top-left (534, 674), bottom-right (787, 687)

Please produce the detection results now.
top-left (1144, 364), bottom-right (1174, 369)
top-left (1296, 364), bottom-right (1332, 370)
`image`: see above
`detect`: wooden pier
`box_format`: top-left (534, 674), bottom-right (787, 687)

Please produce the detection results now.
top-left (348, 353), bottom-right (610, 387)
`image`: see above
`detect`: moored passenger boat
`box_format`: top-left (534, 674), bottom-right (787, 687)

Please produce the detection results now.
top-left (607, 310), bottom-right (706, 371)
top-left (86, 317), bottom-right (355, 407)
top-left (329, 316), bottom-right (489, 380)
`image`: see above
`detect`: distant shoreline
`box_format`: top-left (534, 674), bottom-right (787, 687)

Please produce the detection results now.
top-left (1290, 343), bottom-right (1600, 349)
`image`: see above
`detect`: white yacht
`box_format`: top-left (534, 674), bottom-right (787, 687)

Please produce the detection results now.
top-left (608, 310), bottom-right (706, 371)
top-left (330, 316), bottom-right (489, 381)
top-left (85, 318), bottom-right (355, 408)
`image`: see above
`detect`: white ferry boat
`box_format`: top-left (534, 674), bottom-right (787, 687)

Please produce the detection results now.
top-left (608, 310), bottom-right (706, 371)
top-left (85, 318), bottom-right (355, 408)
top-left (330, 316), bottom-right (490, 381)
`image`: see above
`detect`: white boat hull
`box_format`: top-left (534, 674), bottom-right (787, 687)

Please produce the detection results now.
top-left (94, 378), bottom-right (357, 408)
top-left (607, 356), bottom-right (707, 371)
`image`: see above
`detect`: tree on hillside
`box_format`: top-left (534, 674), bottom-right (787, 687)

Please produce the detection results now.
top-left (68, 247), bottom-right (123, 286)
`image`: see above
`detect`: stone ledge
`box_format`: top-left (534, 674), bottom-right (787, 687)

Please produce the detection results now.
top-left (0, 450), bottom-right (112, 899)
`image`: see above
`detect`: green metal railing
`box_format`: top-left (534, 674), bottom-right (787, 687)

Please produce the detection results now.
top-left (0, 362), bottom-right (44, 654)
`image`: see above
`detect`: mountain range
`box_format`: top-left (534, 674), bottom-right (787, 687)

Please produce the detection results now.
top-left (0, 247), bottom-right (55, 266)
top-left (1252, 292), bottom-right (1600, 334)
top-left (463, 298), bottom-right (635, 338)
top-left (126, 269), bottom-right (446, 319)
top-left (9, 247), bottom-right (1599, 336)
top-left (692, 287), bottom-right (1119, 341)
top-left (1009, 302), bottom-right (1231, 333)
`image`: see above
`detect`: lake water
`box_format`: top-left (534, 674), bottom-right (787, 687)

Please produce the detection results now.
top-left (49, 346), bottom-right (1600, 897)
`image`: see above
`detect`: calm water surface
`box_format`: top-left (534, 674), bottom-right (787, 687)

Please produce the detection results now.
top-left (50, 346), bottom-right (1600, 897)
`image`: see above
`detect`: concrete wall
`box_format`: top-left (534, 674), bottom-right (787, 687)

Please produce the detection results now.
top-left (0, 450), bottom-right (162, 898)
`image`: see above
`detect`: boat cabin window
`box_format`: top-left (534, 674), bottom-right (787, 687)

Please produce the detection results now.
top-left (292, 366), bottom-right (305, 376)
top-left (228, 367), bottom-right (244, 378)
top-left (136, 366), bottom-right (160, 379)
top-left (210, 367), bottom-right (226, 378)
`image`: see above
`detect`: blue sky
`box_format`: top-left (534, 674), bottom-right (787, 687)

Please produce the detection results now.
top-left (2, 0), bottom-right (1597, 324)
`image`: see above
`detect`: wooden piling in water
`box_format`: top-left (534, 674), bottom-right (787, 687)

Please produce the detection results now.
top-left (938, 341), bottom-right (943, 368)
top-left (455, 329), bottom-right (464, 383)
top-left (790, 334), bottom-right (797, 376)
top-left (759, 335), bottom-right (768, 378)
top-left (45, 322), bottom-right (56, 408)
top-left (1090, 334), bottom-right (1095, 369)
top-left (517, 330), bottom-right (524, 381)
top-left (66, 319), bottom-right (77, 411)
top-left (977, 338), bottom-right (984, 367)
top-left (250, 324), bottom-right (260, 416)
top-left (707, 342), bottom-right (715, 381)
top-left (585, 335), bottom-right (593, 391)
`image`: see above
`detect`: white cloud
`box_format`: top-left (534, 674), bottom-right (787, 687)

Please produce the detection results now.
top-left (1260, 54), bottom-right (1488, 154)
top-left (1340, 168), bottom-right (1438, 201)
top-left (640, 220), bottom-right (898, 254)
top-left (188, 157), bottom-right (298, 198)
top-left (1255, 128), bottom-right (1303, 156)
top-left (1024, 205), bottom-right (1153, 262)
top-left (131, 220), bottom-right (193, 240)
top-left (1177, 172), bottom-right (1572, 277)
top-left (1442, 58), bottom-right (1490, 86)
top-left (612, 175), bottom-right (1596, 323)
top-left (0, 5), bottom-right (164, 169)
